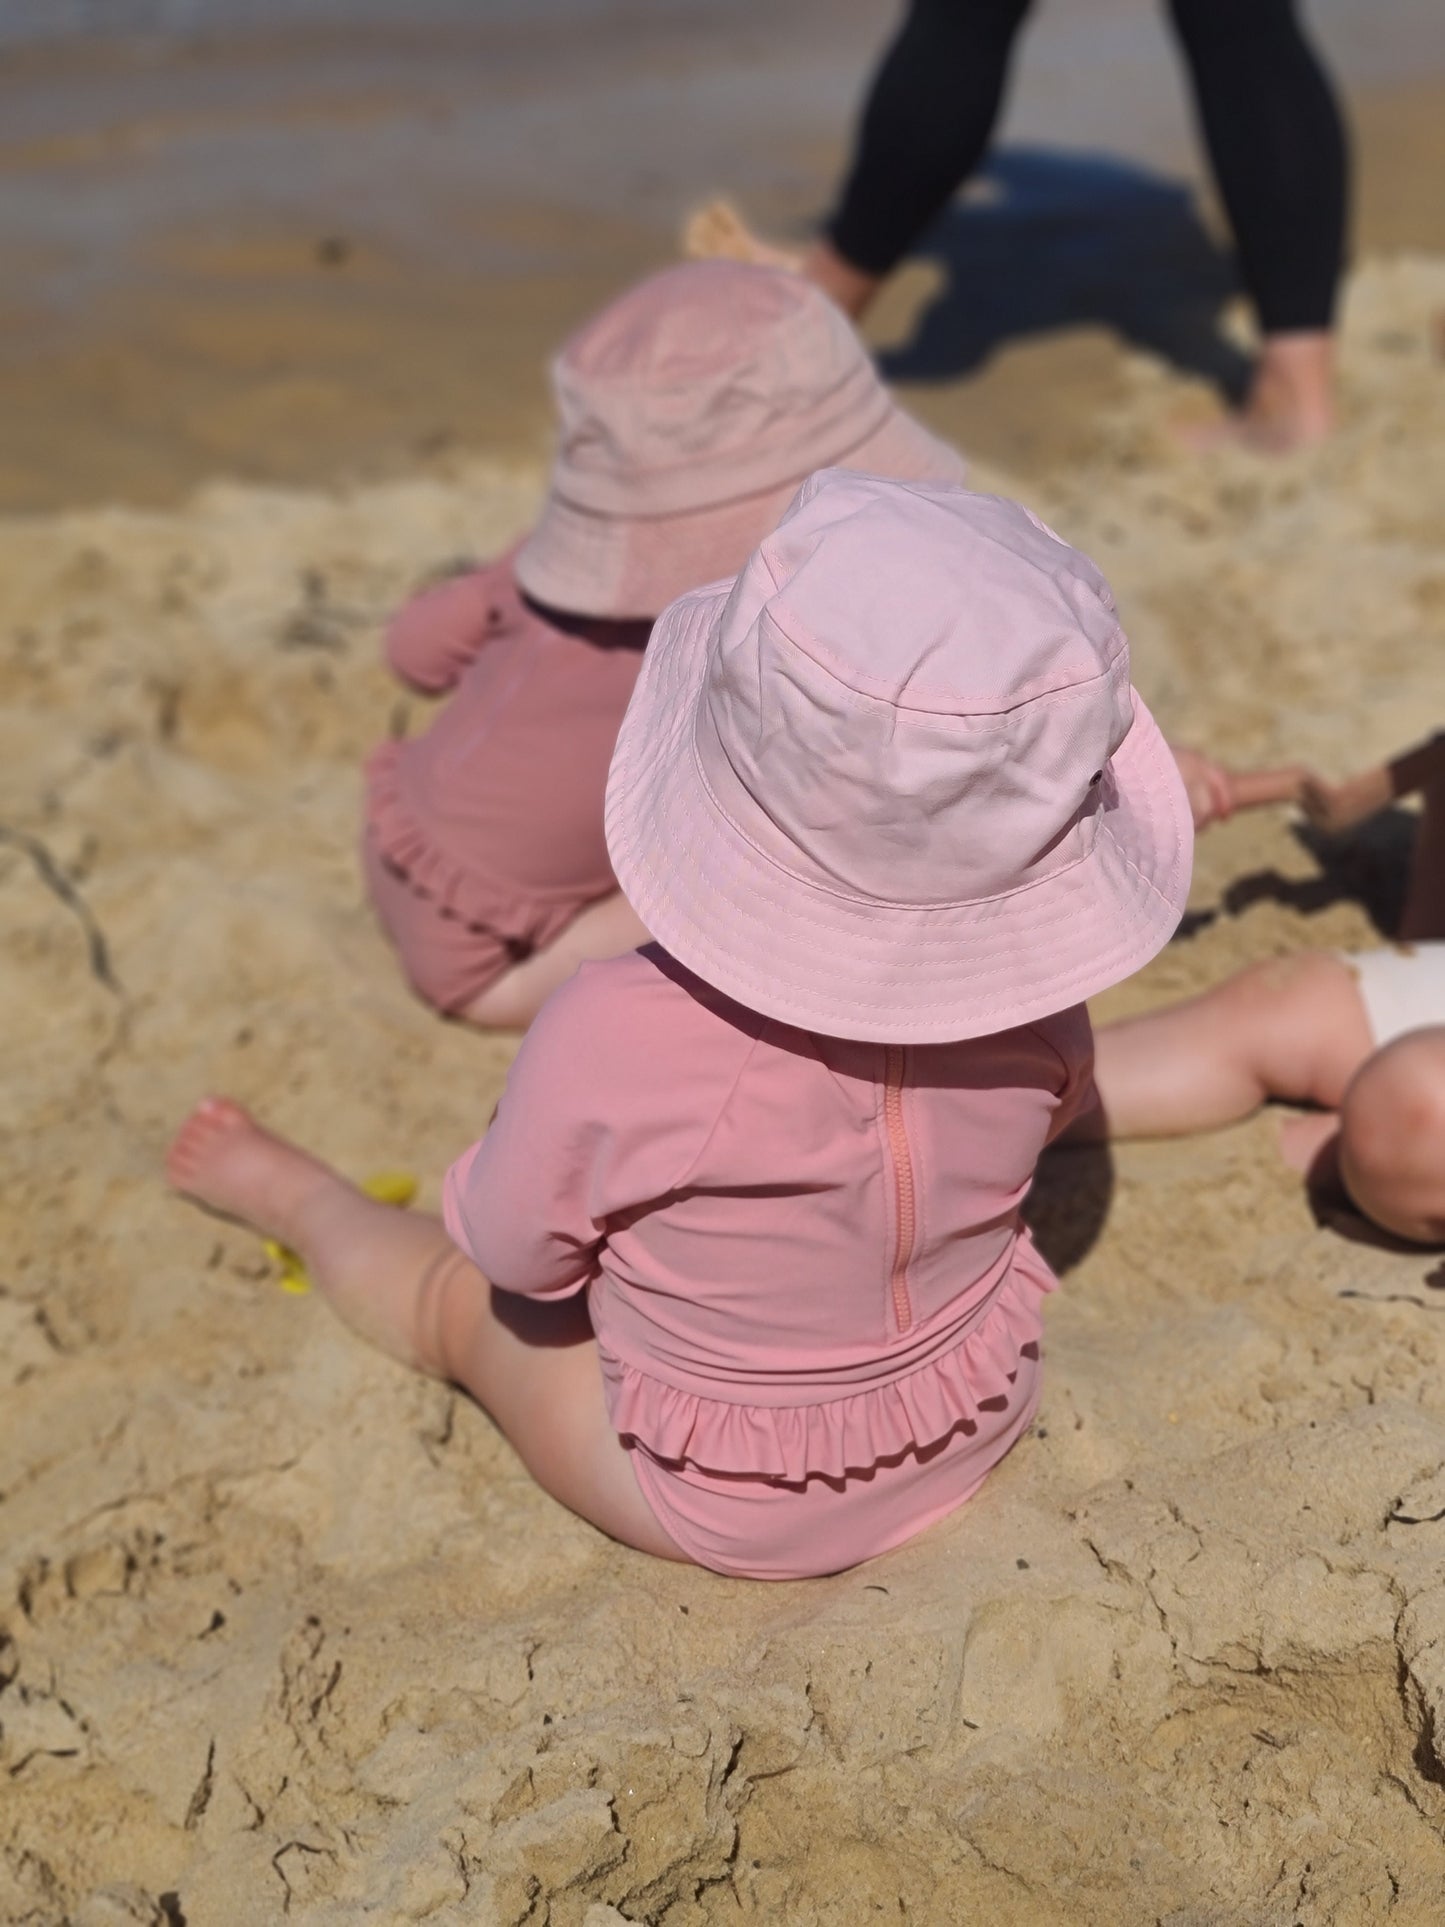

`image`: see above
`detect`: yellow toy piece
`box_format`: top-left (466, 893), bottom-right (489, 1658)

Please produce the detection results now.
top-left (264, 1170), bottom-right (419, 1294)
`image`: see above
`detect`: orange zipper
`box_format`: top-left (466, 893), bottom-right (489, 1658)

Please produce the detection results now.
top-left (882, 1044), bottom-right (916, 1334)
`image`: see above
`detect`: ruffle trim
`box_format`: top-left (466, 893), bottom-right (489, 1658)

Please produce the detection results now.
top-left (607, 1263), bottom-right (1052, 1483)
top-left (365, 739), bottom-right (541, 939)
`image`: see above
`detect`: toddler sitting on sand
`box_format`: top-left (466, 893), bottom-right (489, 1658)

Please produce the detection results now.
top-left (170, 472), bottom-right (1192, 1579)
top-left (368, 259), bottom-right (1244, 1033)
top-left (1079, 730), bottom-right (1445, 1244)
top-left (365, 260), bottom-right (965, 1030)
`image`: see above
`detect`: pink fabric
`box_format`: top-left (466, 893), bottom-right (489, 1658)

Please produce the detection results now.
top-left (365, 594), bottom-right (644, 1010)
top-left (361, 829), bottom-right (516, 1016)
top-left (443, 945), bottom-right (1092, 1579)
top-left (515, 262), bottom-right (966, 618)
top-left (384, 550), bottom-right (527, 695)
top-left (607, 471), bottom-right (1194, 1044)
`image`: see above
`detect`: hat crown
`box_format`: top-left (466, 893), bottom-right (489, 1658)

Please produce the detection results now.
top-left (548, 264), bottom-right (892, 514)
top-left (696, 472), bottom-right (1135, 907)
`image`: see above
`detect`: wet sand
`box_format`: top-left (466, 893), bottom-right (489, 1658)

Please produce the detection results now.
top-left (1, 4), bottom-right (1443, 508)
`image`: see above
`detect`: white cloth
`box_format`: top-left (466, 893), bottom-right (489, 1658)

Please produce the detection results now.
top-left (1344, 944), bottom-right (1445, 1048)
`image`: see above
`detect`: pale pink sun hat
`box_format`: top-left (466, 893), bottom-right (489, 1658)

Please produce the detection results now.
top-left (605, 470), bottom-right (1194, 1043)
top-left (513, 262), bottom-right (965, 619)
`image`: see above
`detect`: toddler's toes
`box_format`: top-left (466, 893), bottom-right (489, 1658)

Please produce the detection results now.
top-left (164, 1095), bottom-right (330, 1241)
top-left (166, 1096), bottom-right (249, 1189)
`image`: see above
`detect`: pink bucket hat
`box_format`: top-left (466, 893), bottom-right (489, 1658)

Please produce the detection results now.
top-left (514, 262), bottom-right (964, 619)
top-left (605, 470), bottom-right (1193, 1043)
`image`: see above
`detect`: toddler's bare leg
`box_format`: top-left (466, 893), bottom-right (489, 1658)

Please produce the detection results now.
top-left (166, 1099), bottom-right (686, 1559)
top-left (1085, 951), bottom-right (1374, 1139)
top-left (1338, 1028), bottom-right (1445, 1244)
top-left (462, 892), bottom-right (649, 1031)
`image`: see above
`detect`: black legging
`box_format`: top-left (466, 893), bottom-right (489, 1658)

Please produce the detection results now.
top-left (827, 0), bottom-right (1349, 334)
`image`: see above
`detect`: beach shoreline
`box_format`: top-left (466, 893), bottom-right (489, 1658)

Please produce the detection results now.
top-left (1, 6), bottom-right (1442, 511)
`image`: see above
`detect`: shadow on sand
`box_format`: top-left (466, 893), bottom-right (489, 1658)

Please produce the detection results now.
top-left (877, 145), bottom-right (1251, 401)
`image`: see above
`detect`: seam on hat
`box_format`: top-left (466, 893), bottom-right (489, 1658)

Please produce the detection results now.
top-left (759, 602), bottom-right (1130, 721)
top-left (627, 829), bottom-right (1177, 1021)
top-left (615, 767), bottom-right (1182, 1020)
top-left (668, 718), bottom-right (1117, 915)
top-left (614, 745), bottom-right (1185, 993)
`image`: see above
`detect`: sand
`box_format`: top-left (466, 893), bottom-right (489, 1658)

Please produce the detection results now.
top-left (2, 253), bottom-right (1445, 1924)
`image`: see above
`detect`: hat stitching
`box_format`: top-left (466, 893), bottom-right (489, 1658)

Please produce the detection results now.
top-left (619, 717), bottom-right (1173, 940)
top-left (621, 834), bottom-right (1176, 1021)
top-left (737, 613), bottom-right (1131, 726)
top-left (681, 684), bottom-right (1125, 914)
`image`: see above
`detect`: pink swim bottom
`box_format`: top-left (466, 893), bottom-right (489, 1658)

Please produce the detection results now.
top-left (625, 1350), bottom-right (1041, 1580)
top-left (363, 830), bottom-right (520, 1014)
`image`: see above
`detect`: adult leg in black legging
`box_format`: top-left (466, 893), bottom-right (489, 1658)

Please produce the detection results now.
top-left (1168, 0), bottom-right (1347, 337)
top-left (776, 0), bottom-right (1348, 443)
top-left (1167, 0), bottom-right (1348, 443)
top-left (826, 0), bottom-right (1033, 281)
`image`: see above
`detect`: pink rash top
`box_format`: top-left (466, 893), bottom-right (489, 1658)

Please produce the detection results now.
top-left (443, 946), bottom-right (1093, 1580)
top-left (364, 554), bottom-right (645, 1012)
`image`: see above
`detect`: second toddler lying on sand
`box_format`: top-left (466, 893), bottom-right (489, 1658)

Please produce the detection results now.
top-left (1080, 731), bottom-right (1445, 1244)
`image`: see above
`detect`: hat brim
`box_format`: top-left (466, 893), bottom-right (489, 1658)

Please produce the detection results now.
top-left (515, 405), bottom-right (965, 620)
top-left (605, 583), bottom-right (1195, 1044)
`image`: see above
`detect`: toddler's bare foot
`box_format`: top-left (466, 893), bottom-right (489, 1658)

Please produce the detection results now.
top-left (1279, 1109), bottom-right (1340, 1173)
top-left (167, 1096), bottom-right (340, 1247)
top-left (682, 199), bottom-right (801, 273)
top-left (169, 1096), bottom-right (466, 1372)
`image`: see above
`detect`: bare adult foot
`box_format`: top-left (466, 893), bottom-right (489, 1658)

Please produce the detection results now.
top-left (1182, 331), bottom-right (1336, 455)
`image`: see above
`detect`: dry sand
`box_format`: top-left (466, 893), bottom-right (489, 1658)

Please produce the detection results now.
top-left (3, 254), bottom-right (1445, 1924)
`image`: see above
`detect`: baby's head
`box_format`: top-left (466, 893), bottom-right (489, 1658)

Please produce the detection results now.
top-left (605, 468), bottom-right (1194, 1043)
top-left (514, 262), bottom-right (964, 622)
top-left (1337, 1030), bottom-right (1445, 1244)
